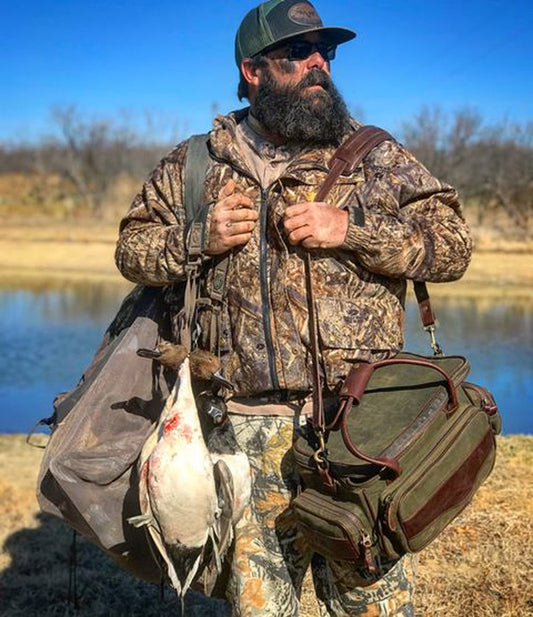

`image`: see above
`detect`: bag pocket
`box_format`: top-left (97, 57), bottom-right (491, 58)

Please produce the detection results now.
top-left (291, 489), bottom-right (375, 567)
top-left (382, 407), bottom-right (497, 553)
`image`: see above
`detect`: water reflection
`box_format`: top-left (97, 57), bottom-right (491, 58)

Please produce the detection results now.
top-left (0, 283), bottom-right (530, 434)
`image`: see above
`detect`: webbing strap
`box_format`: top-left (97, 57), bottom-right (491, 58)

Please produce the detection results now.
top-left (181, 133), bottom-right (231, 351)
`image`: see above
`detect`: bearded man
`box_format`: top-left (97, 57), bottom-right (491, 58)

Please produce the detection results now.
top-left (115, 1), bottom-right (472, 615)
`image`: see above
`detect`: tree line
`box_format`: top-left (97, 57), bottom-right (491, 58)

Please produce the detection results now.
top-left (1, 105), bottom-right (531, 232)
top-left (403, 107), bottom-right (532, 232)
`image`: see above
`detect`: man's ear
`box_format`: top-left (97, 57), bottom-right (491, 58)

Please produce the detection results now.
top-left (241, 58), bottom-right (262, 89)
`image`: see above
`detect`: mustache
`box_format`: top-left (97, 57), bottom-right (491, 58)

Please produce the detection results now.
top-left (297, 69), bottom-right (332, 92)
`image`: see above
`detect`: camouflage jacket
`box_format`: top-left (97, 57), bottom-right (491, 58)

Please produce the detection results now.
top-left (115, 109), bottom-right (472, 396)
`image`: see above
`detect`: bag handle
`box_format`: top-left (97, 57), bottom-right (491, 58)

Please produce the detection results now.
top-left (340, 358), bottom-right (459, 413)
top-left (334, 357), bottom-right (459, 478)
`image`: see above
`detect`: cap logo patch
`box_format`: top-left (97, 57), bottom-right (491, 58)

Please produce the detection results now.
top-left (288, 3), bottom-right (322, 27)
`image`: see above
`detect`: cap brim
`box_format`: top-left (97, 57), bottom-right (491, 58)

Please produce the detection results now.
top-left (258, 26), bottom-right (356, 56)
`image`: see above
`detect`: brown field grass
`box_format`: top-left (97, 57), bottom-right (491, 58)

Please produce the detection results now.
top-left (1, 434), bottom-right (531, 617)
top-left (0, 221), bottom-right (532, 300)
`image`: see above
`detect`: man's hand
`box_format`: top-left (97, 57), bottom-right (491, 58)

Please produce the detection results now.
top-left (283, 202), bottom-right (349, 249)
top-left (205, 180), bottom-right (258, 255)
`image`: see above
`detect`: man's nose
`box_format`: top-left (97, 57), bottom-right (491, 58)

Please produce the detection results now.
top-left (306, 50), bottom-right (328, 71)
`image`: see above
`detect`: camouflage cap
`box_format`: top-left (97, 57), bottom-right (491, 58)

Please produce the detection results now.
top-left (235, 0), bottom-right (356, 67)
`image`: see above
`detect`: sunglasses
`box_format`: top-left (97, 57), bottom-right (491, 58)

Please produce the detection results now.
top-left (276, 40), bottom-right (337, 62)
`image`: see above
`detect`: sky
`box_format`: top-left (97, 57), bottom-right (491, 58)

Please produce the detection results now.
top-left (1, 0), bottom-right (532, 143)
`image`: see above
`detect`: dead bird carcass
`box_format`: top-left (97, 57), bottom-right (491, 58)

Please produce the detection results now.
top-left (129, 343), bottom-right (251, 597)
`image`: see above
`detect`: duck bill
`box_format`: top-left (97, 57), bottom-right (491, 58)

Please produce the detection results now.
top-left (137, 348), bottom-right (162, 360)
top-left (212, 372), bottom-right (234, 391)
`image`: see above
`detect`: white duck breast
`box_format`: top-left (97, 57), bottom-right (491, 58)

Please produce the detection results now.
top-left (131, 357), bottom-right (222, 596)
top-left (148, 358), bottom-right (219, 549)
top-left (130, 351), bottom-right (255, 598)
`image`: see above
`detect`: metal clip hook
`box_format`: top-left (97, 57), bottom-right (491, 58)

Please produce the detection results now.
top-left (425, 324), bottom-right (444, 356)
top-left (313, 432), bottom-right (328, 468)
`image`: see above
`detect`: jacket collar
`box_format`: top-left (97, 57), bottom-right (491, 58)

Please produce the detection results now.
top-left (208, 108), bottom-right (363, 184)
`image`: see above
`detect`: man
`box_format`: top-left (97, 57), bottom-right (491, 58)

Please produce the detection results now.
top-left (115, 1), bottom-right (472, 615)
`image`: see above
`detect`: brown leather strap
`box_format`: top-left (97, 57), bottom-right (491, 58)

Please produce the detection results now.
top-left (305, 126), bottom-right (394, 432)
top-left (413, 280), bottom-right (436, 328)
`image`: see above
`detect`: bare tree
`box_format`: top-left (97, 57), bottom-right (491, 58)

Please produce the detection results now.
top-left (46, 106), bottom-right (141, 213)
top-left (403, 107), bottom-right (532, 232)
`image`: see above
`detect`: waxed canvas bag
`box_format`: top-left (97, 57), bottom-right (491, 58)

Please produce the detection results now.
top-left (290, 126), bottom-right (501, 569)
top-left (291, 352), bottom-right (500, 567)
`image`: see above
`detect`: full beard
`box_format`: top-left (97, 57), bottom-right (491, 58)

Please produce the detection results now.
top-left (252, 68), bottom-right (351, 146)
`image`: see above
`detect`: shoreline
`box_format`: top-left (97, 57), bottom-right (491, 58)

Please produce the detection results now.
top-left (0, 222), bottom-right (531, 300)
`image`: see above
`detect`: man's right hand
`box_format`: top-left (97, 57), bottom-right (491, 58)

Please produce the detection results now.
top-left (205, 180), bottom-right (258, 256)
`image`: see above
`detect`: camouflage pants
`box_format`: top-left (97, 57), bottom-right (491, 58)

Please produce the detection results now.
top-left (225, 414), bottom-right (416, 617)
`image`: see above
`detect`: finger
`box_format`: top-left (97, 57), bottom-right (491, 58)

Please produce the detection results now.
top-left (283, 213), bottom-right (309, 232)
top-left (226, 220), bottom-right (257, 235)
top-left (224, 232), bottom-right (253, 248)
top-left (218, 179), bottom-right (236, 201)
top-left (301, 237), bottom-right (322, 249)
top-left (284, 203), bottom-right (310, 219)
top-left (218, 193), bottom-right (255, 212)
top-left (287, 226), bottom-right (313, 246)
top-left (227, 208), bottom-right (259, 223)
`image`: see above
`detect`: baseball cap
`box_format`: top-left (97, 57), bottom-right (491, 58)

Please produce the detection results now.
top-left (235, 0), bottom-right (356, 67)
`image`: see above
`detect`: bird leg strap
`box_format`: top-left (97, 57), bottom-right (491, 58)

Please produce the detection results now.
top-left (180, 256), bottom-right (202, 352)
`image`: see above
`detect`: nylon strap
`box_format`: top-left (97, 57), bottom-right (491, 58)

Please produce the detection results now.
top-left (181, 133), bottom-right (231, 352)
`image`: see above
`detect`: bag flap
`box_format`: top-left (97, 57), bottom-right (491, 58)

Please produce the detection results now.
top-left (327, 353), bottom-right (469, 465)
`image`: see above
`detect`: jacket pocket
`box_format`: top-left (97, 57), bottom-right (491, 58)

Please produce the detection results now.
top-left (315, 296), bottom-right (404, 354)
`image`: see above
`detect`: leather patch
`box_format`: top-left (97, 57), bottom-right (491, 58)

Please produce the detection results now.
top-left (288, 3), bottom-right (322, 26)
top-left (403, 429), bottom-right (495, 539)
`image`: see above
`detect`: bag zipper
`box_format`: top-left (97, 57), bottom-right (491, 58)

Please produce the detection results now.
top-left (463, 382), bottom-right (498, 415)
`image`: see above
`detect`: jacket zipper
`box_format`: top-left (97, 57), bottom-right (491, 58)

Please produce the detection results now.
top-left (260, 187), bottom-right (280, 391)
top-left (208, 153), bottom-right (281, 389)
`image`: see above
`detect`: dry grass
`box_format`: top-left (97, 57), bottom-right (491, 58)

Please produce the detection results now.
top-left (0, 221), bottom-right (532, 299)
top-left (1, 434), bottom-right (531, 616)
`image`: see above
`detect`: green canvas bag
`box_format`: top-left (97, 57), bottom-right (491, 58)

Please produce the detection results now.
top-left (292, 351), bottom-right (500, 567)
top-left (290, 126), bottom-right (501, 569)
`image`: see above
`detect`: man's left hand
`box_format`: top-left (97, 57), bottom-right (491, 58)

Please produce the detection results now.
top-left (283, 202), bottom-right (349, 249)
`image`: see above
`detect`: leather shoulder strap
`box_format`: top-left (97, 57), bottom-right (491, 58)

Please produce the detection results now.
top-left (315, 125), bottom-right (394, 202)
top-left (307, 125), bottom-right (395, 432)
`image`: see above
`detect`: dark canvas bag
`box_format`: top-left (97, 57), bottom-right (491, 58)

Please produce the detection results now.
top-left (36, 134), bottom-right (216, 583)
top-left (291, 127), bottom-right (501, 568)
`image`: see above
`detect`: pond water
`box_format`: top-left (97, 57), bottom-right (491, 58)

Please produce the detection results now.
top-left (0, 283), bottom-right (531, 434)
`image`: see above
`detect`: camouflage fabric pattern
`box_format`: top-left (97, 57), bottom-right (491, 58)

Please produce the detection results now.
top-left (116, 109), bottom-right (472, 396)
top-left (225, 413), bottom-right (416, 616)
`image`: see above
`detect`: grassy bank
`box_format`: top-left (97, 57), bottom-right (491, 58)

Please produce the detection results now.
top-left (0, 434), bottom-right (531, 616)
top-left (0, 221), bottom-right (532, 299)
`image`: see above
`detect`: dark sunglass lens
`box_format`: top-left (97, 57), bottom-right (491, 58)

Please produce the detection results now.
top-left (326, 45), bottom-right (336, 61)
top-left (287, 42), bottom-right (337, 62)
top-left (288, 42), bottom-right (313, 60)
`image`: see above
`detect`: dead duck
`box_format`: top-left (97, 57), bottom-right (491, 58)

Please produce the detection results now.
top-left (137, 342), bottom-right (233, 392)
top-left (130, 342), bottom-right (250, 597)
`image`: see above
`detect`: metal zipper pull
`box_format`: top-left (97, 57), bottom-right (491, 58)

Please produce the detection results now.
top-left (362, 533), bottom-right (376, 573)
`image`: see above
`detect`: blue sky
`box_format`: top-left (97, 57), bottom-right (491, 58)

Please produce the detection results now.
top-left (2, 0), bottom-right (532, 142)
